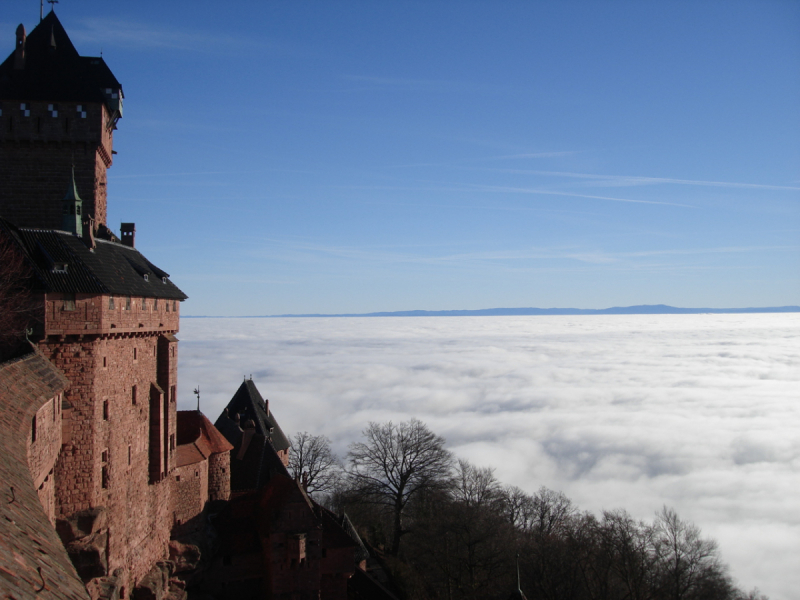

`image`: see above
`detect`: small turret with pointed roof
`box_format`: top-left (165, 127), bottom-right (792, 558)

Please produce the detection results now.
top-left (61, 167), bottom-right (82, 235)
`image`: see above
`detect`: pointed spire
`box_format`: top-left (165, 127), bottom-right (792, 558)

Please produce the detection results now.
top-left (61, 167), bottom-right (83, 235)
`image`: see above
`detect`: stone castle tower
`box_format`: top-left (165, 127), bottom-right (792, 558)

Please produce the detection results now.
top-left (0, 11), bottom-right (230, 597)
top-left (0, 10), bottom-right (122, 229)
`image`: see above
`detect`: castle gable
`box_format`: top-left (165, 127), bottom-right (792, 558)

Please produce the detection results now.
top-left (0, 11), bottom-right (122, 106)
top-left (216, 380), bottom-right (290, 452)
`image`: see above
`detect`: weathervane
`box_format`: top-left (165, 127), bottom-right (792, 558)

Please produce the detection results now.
top-left (193, 385), bottom-right (200, 411)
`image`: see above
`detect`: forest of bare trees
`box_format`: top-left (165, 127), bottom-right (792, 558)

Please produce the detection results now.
top-left (291, 420), bottom-right (766, 600)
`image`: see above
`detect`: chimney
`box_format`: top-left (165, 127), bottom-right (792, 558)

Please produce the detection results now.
top-left (14, 24), bottom-right (25, 70)
top-left (120, 223), bottom-right (136, 248)
top-left (83, 217), bottom-right (96, 250)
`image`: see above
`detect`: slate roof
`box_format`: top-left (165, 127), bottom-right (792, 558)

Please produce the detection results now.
top-left (0, 11), bottom-right (122, 105)
top-left (175, 410), bottom-right (234, 467)
top-left (339, 512), bottom-right (370, 564)
top-left (215, 380), bottom-right (290, 452)
top-left (0, 350), bottom-right (88, 599)
top-left (217, 419), bottom-right (290, 492)
top-left (348, 568), bottom-right (401, 600)
top-left (0, 217), bottom-right (187, 299)
top-left (213, 380), bottom-right (293, 492)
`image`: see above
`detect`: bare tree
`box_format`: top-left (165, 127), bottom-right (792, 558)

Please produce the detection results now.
top-left (289, 431), bottom-right (342, 496)
top-left (453, 459), bottom-right (503, 509)
top-left (0, 232), bottom-right (34, 357)
top-left (653, 506), bottom-right (735, 600)
top-left (347, 419), bottom-right (453, 555)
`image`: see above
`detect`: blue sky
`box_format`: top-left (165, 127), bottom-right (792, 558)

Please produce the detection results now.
top-left (5, 1), bottom-right (799, 314)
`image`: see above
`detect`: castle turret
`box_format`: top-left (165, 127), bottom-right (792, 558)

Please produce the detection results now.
top-left (0, 11), bottom-right (123, 229)
top-left (61, 168), bottom-right (82, 235)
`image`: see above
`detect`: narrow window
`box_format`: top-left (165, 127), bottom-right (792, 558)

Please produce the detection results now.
top-left (109, 296), bottom-right (115, 310)
top-left (128, 445), bottom-right (131, 466)
top-left (166, 301), bottom-right (170, 313)
top-left (101, 450), bottom-right (108, 463)
top-left (131, 385), bottom-right (137, 405)
top-left (141, 297), bottom-right (146, 310)
top-left (103, 356), bottom-right (107, 368)
top-left (52, 397), bottom-right (56, 422)
top-left (101, 466), bottom-right (109, 489)
top-left (63, 293), bottom-right (76, 311)
top-left (153, 298), bottom-right (158, 310)
top-left (173, 301), bottom-right (177, 312)
top-left (133, 347), bottom-right (137, 361)
top-left (125, 296), bottom-right (131, 311)
top-left (31, 414), bottom-right (37, 443)
top-left (170, 385), bottom-right (176, 403)
top-left (103, 400), bottom-right (109, 420)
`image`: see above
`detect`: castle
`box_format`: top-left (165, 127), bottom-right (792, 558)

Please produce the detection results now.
top-left (0, 11), bottom-right (394, 600)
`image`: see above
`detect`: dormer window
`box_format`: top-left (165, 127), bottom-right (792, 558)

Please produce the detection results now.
top-left (162, 276), bottom-right (167, 284)
top-left (52, 262), bottom-right (68, 273)
top-left (143, 274), bottom-right (149, 282)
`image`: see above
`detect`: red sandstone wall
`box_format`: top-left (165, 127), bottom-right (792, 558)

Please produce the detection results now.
top-left (265, 496), bottom-right (325, 597)
top-left (26, 392), bottom-right (62, 523)
top-left (208, 452), bottom-right (231, 502)
top-left (44, 293), bottom-right (180, 337)
top-left (42, 297), bottom-right (181, 591)
top-left (171, 460), bottom-right (209, 528)
top-left (0, 100), bottom-right (113, 228)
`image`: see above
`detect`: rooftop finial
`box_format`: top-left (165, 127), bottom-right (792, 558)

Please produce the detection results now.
top-left (47, 0), bottom-right (59, 12)
top-left (14, 24), bottom-right (26, 70)
top-left (193, 385), bottom-right (200, 412)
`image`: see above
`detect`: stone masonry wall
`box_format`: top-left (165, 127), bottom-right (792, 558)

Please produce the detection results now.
top-left (0, 100), bottom-right (113, 228)
top-left (208, 451), bottom-right (231, 502)
top-left (27, 391), bottom-right (62, 523)
top-left (45, 293), bottom-right (180, 337)
top-left (171, 460), bottom-right (209, 528)
top-left (42, 324), bottom-right (179, 592)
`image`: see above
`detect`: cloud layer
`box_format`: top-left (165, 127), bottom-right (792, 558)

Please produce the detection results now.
top-left (177, 314), bottom-right (799, 599)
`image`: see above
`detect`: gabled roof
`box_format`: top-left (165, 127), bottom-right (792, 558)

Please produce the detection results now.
top-left (0, 217), bottom-right (187, 299)
top-left (0, 11), bottom-right (122, 104)
top-left (215, 380), bottom-right (290, 452)
top-left (216, 412), bottom-right (290, 492)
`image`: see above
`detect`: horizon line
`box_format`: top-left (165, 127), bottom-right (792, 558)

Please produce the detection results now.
top-left (183, 304), bottom-right (800, 318)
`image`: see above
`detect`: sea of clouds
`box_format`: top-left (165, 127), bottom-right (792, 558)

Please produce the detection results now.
top-left (177, 314), bottom-right (799, 599)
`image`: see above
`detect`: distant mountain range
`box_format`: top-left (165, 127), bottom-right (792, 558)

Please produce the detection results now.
top-left (186, 304), bottom-right (800, 318)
